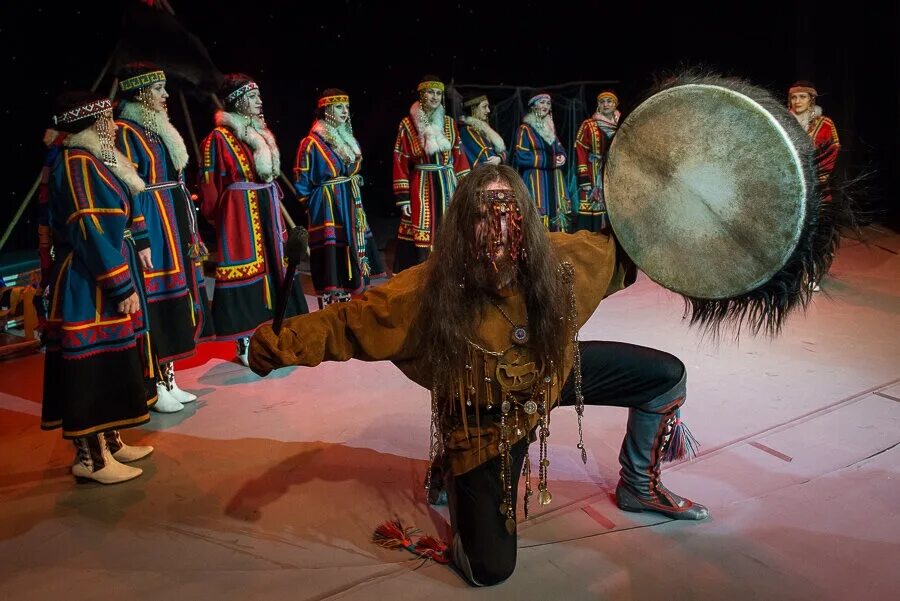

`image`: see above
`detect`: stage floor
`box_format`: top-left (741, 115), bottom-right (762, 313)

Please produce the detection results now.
top-left (1, 226), bottom-right (898, 600)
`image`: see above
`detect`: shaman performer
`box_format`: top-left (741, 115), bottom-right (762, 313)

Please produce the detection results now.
top-left (512, 92), bottom-right (570, 231)
top-left (392, 75), bottom-right (470, 272)
top-left (459, 94), bottom-right (507, 167)
top-left (250, 165), bottom-right (707, 585)
top-left (198, 73), bottom-right (308, 366)
top-left (293, 89), bottom-right (385, 305)
top-left (115, 62), bottom-right (212, 411)
top-left (42, 91), bottom-right (156, 485)
top-left (573, 90), bottom-right (620, 232)
top-left (250, 72), bottom-right (841, 585)
top-left (788, 80), bottom-right (840, 290)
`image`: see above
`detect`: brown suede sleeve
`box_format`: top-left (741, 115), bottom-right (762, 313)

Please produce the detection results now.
top-left (249, 264), bottom-right (425, 376)
top-left (549, 230), bottom-right (625, 330)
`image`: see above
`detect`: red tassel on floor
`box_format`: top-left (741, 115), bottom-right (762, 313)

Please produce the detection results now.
top-left (372, 520), bottom-right (449, 564)
top-left (372, 519), bottom-right (419, 553)
top-left (414, 535), bottom-right (450, 564)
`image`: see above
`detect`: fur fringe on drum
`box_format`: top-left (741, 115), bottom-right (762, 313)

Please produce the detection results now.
top-left (645, 70), bottom-right (856, 338)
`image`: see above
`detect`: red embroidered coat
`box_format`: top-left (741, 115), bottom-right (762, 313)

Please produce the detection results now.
top-left (392, 116), bottom-right (470, 249)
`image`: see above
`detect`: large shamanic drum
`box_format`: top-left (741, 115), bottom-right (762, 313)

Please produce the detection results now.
top-left (604, 74), bottom-right (831, 334)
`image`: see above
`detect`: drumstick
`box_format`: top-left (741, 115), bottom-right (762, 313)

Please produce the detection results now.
top-left (273, 226), bottom-right (309, 335)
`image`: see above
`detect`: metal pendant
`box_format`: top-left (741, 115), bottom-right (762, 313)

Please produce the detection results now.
top-left (538, 489), bottom-right (553, 506)
top-left (511, 326), bottom-right (529, 345)
top-left (499, 503), bottom-right (509, 515)
top-left (505, 518), bottom-right (517, 535)
top-left (501, 400), bottom-right (511, 414)
top-left (523, 400), bottom-right (538, 415)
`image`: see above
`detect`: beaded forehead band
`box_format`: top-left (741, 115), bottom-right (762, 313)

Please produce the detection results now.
top-left (476, 189), bottom-right (517, 204)
top-left (597, 91), bottom-right (618, 104)
top-left (464, 94), bottom-right (488, 108)
top-left (318, 94), bottom-right (349, 108)
top-left (225, 82), bottom-right (259, 103)
top-left (528, 93), bottom-right (551, 106)
top-left (789, 85), bottom-right (817, 97)
top-left (417, 81), bottom-right (445, 92)
top-left (52, 99), bottom-right (113, 125)
top-left (119, 70), bottom-right (166, 93)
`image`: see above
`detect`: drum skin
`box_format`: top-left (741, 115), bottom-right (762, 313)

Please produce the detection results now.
top-left (604, 83), bottom-right (808, 300)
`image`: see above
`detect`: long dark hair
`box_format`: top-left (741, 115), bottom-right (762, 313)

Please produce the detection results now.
top-left (410, 165), bottom-right (569, 397)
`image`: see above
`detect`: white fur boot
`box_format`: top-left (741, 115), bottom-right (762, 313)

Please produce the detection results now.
top-left (153, 382), bottom-right (185, 413)
top-left (162, 362), bottom-right (197, 403)
top-left (236, 337), bottom-right (250, 367)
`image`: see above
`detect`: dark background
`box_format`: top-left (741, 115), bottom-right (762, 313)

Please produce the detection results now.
top-left (2, 0), bottom-right (898, 256)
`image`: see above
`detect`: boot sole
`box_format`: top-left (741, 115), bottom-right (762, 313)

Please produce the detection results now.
top-left (73, 470), bottom-right (142, 485)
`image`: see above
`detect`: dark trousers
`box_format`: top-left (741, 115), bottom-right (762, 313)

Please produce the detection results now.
top-left (447, 341), bottom-right (685, 586)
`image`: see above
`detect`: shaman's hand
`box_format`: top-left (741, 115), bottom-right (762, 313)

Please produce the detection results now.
top-left (249, 323), bottom-right (297, 377)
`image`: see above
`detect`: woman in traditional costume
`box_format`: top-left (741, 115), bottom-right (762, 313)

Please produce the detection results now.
top-left (115, 62), bottom-right (213, 411)
top-left (512, 92), bottom-right (570, 231)
top-left (198, 73), bottom-right (308, 365)
top-left (293, 89), bottom-right (385, 304)
top-left (42, 91), bottom-right (156, 484)
top-left (392, 75), bottom-right (470, 272)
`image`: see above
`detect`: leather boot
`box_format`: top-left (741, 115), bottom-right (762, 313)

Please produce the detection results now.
top-left (616, 394), bottom-right (708, 520)
top-left (162, 362), bottom-right (196, 403)
top-left (105, 429), bottom-right (154, 463)
top-left (72, 434), bottom-right (142, 484)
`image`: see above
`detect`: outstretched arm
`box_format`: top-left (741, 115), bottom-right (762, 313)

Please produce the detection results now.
top-left (250, 263), bottom-right (424, 376)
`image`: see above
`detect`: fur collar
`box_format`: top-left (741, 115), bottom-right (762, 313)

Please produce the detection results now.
top-left (118, 100), bottom-right (190, 172)
top-left (792, 104), bottom-right (823, 132)
top-left (460, 115), bottom-right (506, 153)
top-left (410, 101), bottom-right (451, 155)
top-left (593, 110), bottom-right (621, 130)
top-left (523, 112), bottom-right (558, 146)
top-left (311, 119), bottom-right (361, 164)
top-left (215, 110), bottom-right (281, 182)
top-left (64, 128), bottom-right (146, 195)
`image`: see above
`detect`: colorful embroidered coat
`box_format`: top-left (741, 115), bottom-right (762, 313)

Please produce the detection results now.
top-left (512, 123), bottom-right (569, 231)
top-left (199, 123), bottom-right (307, 339)
top-left (294, 132), bottom-right (385, 297)
top-left (392, 115), bottom-right (470, 271)
top-left (458, 119), bottom-right (507, 167)
top-left (42, 146), bottom-right (154, 437)
top-left (116, 118), bottom-right (212, 359)
top-left (573, 114), bottom-right (618, 232)
top-left (806, 115), bottom-right (840, 202)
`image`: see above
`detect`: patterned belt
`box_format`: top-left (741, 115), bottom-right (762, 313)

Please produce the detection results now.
top-left (322, 176), bottom-right (370, 277)
top-left (146, 178), bottom-right (207, 258)
top-left (227, 180), bottom-right (284, 201)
